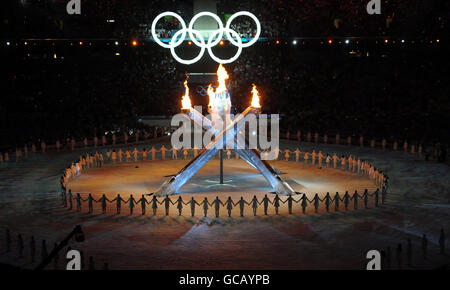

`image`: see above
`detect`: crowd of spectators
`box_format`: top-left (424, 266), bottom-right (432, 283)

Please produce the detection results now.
top-left (227, 43), bottom-right (449, 144)
top-left (1, 1), bottom-right (449, 151)
top-left (2, 40), bottom-right (448, 151)
top-left (2, 0), bottom-right (448, 39)
top-left (1, 44), bottom-right (185, 149)
top-left (221, 0), bottom-right (448, 38)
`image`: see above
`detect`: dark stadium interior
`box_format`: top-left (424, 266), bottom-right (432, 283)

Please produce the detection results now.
top-left (0, 0), bottom-right (449, 274)
top-left (1, 0), bottom-right (449, 150)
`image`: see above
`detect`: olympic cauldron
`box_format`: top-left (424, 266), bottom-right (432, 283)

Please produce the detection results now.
top-left (155, 65), bottom-right (295, 196)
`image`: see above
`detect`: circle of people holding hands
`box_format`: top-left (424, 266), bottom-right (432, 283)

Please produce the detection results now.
top-left (60, 143), bottom-right (390, 218)
top-left (62, 187), bottom-right (387, 218)
top-left (61, 144), bottom-right (389, 193)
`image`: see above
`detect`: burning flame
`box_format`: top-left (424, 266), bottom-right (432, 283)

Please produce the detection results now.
top-left (216, 64), bottom-right (229, 94)
top-left (251, 84), bottom-right (261, 108)
top-left (207, 64), bottom-right (230, 108)
top-left (181, 79), bottom-right (192, 110)
top-left (207, 84), bottom-right (215, 108)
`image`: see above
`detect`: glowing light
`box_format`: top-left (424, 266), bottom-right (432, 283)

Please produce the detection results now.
top-left (251, 84), bottom-right (261, 108)
top-left (181, 78), bottom-right (192, 110)
top-left (384, 39), bottom-right (389, 43)
top-left (401, 39), bottom-right (405, 43)
top-left (276, 40), bottom-right (280, 45)
top-left (151, 11), bottom-right (260, 65)
top-left (115, 41), bottom-right (119, 45)
top-left (345, 39), bottom-right (350, 44)
top-left (207, 84), bottom-right (215, 108)
top-left (436, 39), bottom-right (440, 43)
top-left (171, 29), bottom-right (205, 65)
top-left (79, 41), bottom-right (83, 46)
top-left (216, 64), bottom-right (229, 94)
top-left (226, 11), bottom-right (261, 48)
top-left (24, 42), bottom-right (28, 45)
top-left (189, 11), bottom-right (224, 48)
top-left (6, 42), bottom-right (10, 46)
top-left (132, 40), bottom-right (138, 46)
top-left (207, 28), bottom-right (242, 64)
top-left (53, 53), bottom-right (57, 59)
top-left (207, 65), bottom-right (230, 108)
top-left (115, 52), bottom-right (120, 56)
top-left (292, 40), bottom-right (297, 45)
top-left (328, 39), bottom-right (333, 44)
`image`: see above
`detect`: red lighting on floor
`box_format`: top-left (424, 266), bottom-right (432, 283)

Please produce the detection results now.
top-left (132, 40), bottom-right (138, 47)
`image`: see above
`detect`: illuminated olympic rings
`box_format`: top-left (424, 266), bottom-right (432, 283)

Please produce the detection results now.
top-left (151, 11), bottom-right (261, 65)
